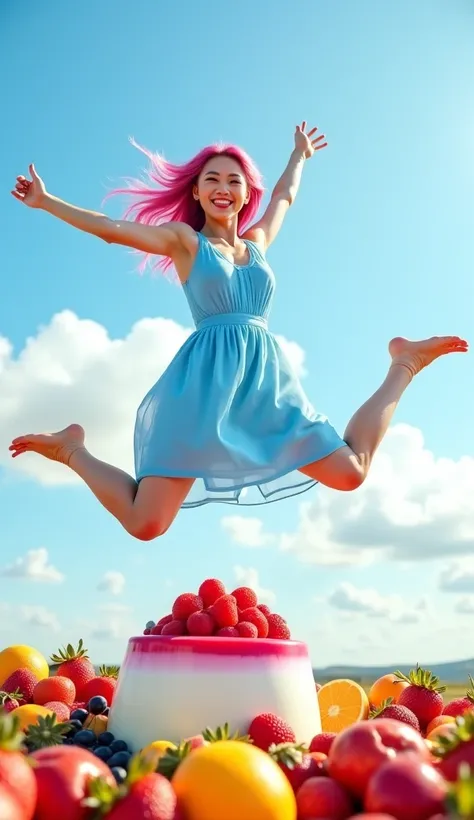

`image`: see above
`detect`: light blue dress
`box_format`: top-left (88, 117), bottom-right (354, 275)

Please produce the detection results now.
top-left (134, 232), bottom-right (346, 507)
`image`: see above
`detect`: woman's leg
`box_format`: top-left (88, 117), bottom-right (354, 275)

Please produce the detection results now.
top-left (300, 335), bottom-right (468, 491)
top-left (9, 423), bottom-right (193, 540)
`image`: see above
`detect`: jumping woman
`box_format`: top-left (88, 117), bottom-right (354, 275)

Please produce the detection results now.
top-left (10, 122), bottom-right (468, 540)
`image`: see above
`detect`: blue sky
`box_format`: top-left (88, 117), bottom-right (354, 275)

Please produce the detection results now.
top-left (0, 0), bottom-right (473, 670)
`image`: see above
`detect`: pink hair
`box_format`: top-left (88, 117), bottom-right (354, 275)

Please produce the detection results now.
top-left (109, 139), bottom-right (265, 276)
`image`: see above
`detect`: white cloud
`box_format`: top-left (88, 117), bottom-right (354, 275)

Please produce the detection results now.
top-left (279, 424), bottom-right (474, 566)
top-left (327, 581), bottom-right (423, 623)
top-left (97, 571), bottom-right (125, 596)
top-left (0, 548), bottom-right (64, 583)
top-left (232, 565), bottom-right (276, 605)
top-left (21, 605), bottom-right (60, 632)
top-left (99, 603), bottom-right (132, 613)
top-left (222, 516), bottom-right (275, 547)
top-left (0, 310), bottom-right (305, 487)
top-left (454, 596), bottom-right (474, 614)
top-left (439, 559), bottom-right (474, 593)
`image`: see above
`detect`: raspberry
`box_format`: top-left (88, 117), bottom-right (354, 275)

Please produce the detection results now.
top-left (309, 732), bottom-right (337, 755)
top-left (209, 594), bottom-right (239, 628)
top-left (249, 712), bottom-right (296, 751)
top-left (216, 627), bottom-right (240, 637)
top-left (187, 611), bottom-right (215, 636)
top-left (257, 604), bottom-right (271, 616)
top-left (236, 621), bottom-right (258, 638)
top-left (231, 586), bottom-right (258, 610)
top-left (172, 594), bottom-right (203, 620)
top-left (161, 619), bottom-right (186, 636)
top-left (152, 614), bottom-right (173, 634)
top-left (267, 613), bottom-right (291, 639)
top-left (44, 701), bottom-right (71, 722)
top-left (143, 628), bottom-right (151, 635)
top-left (239, 606), bottom-right (269, 638)
top-left (198, 578), bottom-right (226, 608)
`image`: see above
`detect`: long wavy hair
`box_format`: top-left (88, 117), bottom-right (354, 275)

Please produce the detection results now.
top-left (109, 139), bottom-right (265, 276)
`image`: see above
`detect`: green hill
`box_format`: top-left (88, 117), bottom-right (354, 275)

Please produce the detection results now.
top-left (313, 657), bottom-right (473, 684)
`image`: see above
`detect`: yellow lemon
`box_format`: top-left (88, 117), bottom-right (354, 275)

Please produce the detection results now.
top-left (172, 740), bottom-right (297, 820)
top-left (0, 645), bottom-right (49, 685)
top-left (140, 739), bottom-right (177, 765)
top-left (14, 704), bottom-right (54, 731)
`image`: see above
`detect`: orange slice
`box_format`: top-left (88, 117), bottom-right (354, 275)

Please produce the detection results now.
top-left (317, 678), bottom-right (369, 733)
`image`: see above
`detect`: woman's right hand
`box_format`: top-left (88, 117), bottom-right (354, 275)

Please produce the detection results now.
top-left (11, 163), bottom-right (47, 208)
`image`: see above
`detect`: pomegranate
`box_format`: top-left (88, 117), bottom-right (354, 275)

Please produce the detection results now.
top-left (364, 754), bottom-right (447, 819)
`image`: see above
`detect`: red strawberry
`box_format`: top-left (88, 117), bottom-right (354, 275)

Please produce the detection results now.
top-left (161, 619), bottom-right (186, 636)
top-left (0, 692), bottom-right (22, 713)
top-left (236, 621), bottom-right (258, 638)
top-left (81, 666), bottom-right (119, 707)
top-left (443, 675), bottom-right (474, 718)
top-left (43, 701), bottom-right (70, 722)
top-left (187, 611), bottom-right (215, 636)
top-left (215, 627), bottom-right (239, 637)
top-left (50, 640), bottom-right (96, 700)
top-left (269, 742), bottom-right (327, 792)
top-left (88, 765), bottom-right (177, 820)
top-left (198, 578), bottom-right (226, 608)
top-left (266, 614), bottom-right (291, 640)
top-left (435, 711), bottom-right (474, 782)
top-left (209, 594), bottom-right (238, 628)
top-left (231, 586), bottom-right (258, 609)
top-left (370, 698), bottom-right (421, 732)
top-left (238, 606), bottom-right (268, 637)
top-left (172, 593), bottom-right (203, 620)
top-left (248, 712), bottom-right (296, 751)
top-left (1, 669), bottom-right (38, 705)
top-left (143, 628), bottom-right (151, 635)
top-left (34, 676), bottom-right (76, 707)
top-left (257, 604), bottom-right (271, 616)
top-left (394, 665), bottom-right (445, 730)
top-left (309, 732), bottom-right (337, 755)
top-left (0, 710), bottom-right (38, 820)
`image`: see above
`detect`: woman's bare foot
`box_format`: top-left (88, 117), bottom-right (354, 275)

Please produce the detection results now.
top-left (389, 335), bottom-right (468, 379)
top-left (9, 423), bottom-right (85, 465)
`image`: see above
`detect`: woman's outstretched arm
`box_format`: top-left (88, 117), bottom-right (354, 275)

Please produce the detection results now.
top-left (11, 163), bottom-right (190, 258)
top-left (245, 121), bottom-right (327, 249)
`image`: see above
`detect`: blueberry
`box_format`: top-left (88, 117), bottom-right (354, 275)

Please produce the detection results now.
top-left (97, 731), bottom-right (115, 746)
top-left (103, 707), bottom-right (110, 716)
top-left (70, 708), bottom-right (88, 724)
top-left (64, 719), bottom-right (84, 737)
top-left (73, 729), bottom-right (97, 747)
top-left (110, 739), bottom-right (129, 753)
top-left (146, 620), bottom-right (155, 630)
top-left (88, 696), bottom-right (108, 715)
top-left (111, 766), bottom-right (127, 784)
top-left (108, 751), bottom-right (132, 769)
top-left (94, 745), bottom-right (113, 761)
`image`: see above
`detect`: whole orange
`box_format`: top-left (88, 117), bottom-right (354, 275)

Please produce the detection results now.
top-left (33, 676), bottom-right (76, 707)
top-left (425, 715), bottom-right (456, 736)
top-left (368, 674), bottom-right (409, 708)
top-left (0, 646), bottom-right (49, 686)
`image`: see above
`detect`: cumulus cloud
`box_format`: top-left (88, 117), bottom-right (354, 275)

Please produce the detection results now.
top-left (20, 605), bottom-right (60, 632)
top-left (327, 581), bottom-right (424, 623)
top-left (279, 424), bottom-right (474, 566)
top-left (233, 565), bottom-right (276, 605)
top-left (438, 560), bottom-right (474, 593)
top-left (97, 571), bottom-right (125, 596)
top-left (222, 516), bottom-right (275, 547)
top-left (0, 548), bottom-right (64, 583)
top-left (0, 310), bottom-right (306, 486)
top-left (454, 596), bottom-right (474, 614)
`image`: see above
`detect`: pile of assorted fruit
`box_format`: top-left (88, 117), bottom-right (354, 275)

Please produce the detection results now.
top-left (142, 577), bottom-right (291, 639)
top-left (1, 580), bottom-right (474, 818)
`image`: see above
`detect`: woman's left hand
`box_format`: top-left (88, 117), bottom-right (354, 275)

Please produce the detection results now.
top-left (294, 121), bottom-right (327, 158)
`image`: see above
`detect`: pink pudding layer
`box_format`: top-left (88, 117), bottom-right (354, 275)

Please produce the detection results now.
top-left (121, 635), bottom-right (309, 673)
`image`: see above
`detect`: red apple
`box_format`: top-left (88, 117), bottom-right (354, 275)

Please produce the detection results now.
top-left (0, 783), bottom-right (24, 820)
top-left (296, 776), bottom-right (354, 819)
top-left (327, 718), bottom-right (431, 799)
top-left (364, 754), bottom-right (447, 819)
top-left (348, 815), bottom-right (397, 819)
top-left (31, 745), bottom-right (115, 820)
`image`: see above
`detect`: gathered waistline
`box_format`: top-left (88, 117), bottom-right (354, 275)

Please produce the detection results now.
top-left (196, 312), bottom-right (268, 331)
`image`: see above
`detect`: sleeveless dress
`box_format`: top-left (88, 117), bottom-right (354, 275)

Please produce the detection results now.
top-left (133, 232), bottom-right (346, 507)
